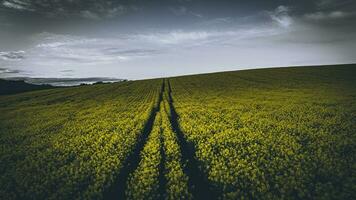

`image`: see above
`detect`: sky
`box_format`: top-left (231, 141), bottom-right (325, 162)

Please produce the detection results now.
top-left (0, 0), bottom-right (356, 81)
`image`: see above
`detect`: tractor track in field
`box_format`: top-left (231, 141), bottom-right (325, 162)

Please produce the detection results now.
top-left (158, 130), bottom-right (166, 200)
top-left (105, 79), bottom-right (217, 200)
top-left (166, 79), bottom-right (218, 200)
top-left (104, 81), bottom-right (165, 200)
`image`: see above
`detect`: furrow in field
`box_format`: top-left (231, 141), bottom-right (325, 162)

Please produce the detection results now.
top-left (166, 79), bottom-right (218, 200)
top-left (158, 129), bottom-right (167, 200)
top-left (104, 81), bottom-right (165, 200)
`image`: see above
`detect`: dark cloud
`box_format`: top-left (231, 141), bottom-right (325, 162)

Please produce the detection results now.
top-left (1, 0), bottom-right (136, 19)
top-left (2, 0), bottom-right (33, 11)
top-left (170, 6), bottom-right (203, 18)
top-left (267, 5), bottom-right (293, 28)
top-left (315, 0), bottom-right (355, 9)
top-left (0, 50), bottom-right (25, 60)
top-left (304, 10), bottom-right (356, 21)
top-left (0, 0), bottom-right (338, 20)
top-left (0, 67), bottom-right (21, 74)
top-left (1, 1), bottom-right (355, 32)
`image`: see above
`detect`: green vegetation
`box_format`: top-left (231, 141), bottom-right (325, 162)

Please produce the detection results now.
top-left (126, 109), bottom-right (162, 200)
top-left (0, 80), bottom-right (162, 199)
top-left (169, 65), bottom-right (356, 199)
top-left (126, 91), bottom-right (191, 200)
top-left (161, 91), bottom-right (191, 200)
top-left (0, 64), bottom-right (355, 200)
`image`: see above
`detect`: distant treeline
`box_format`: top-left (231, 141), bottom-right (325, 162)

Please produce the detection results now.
top-left (0, 79), bottom-right (53, 95)
top-left (0, 79), bottom-right (129, 95)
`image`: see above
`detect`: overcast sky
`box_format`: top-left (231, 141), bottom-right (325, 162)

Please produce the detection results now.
top-left (0, 0), bottom-right (355, 80)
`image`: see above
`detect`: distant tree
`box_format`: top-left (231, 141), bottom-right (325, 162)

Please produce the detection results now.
top-left (0, 79), bottom-right (54, 95)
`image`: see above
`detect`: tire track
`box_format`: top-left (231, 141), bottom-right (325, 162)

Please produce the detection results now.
top-left (104, 80), bottom-right (165, 200)
top-left (158, 129), bottom-right (166, 200)
top-left (166, 79), bottom-right (218, 200)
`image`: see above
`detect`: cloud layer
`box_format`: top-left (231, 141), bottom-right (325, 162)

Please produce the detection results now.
top-left (1, 0), bottom-right (135, 19)
top-left (1, 1), bottom-right (356, 79)
top-left (0, 51), bottom-right (25, 61)
top-left (304, 10), bottom-right (355, 21)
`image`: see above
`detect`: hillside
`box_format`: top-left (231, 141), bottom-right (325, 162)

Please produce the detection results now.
top-left (0, 79), bottom-right (54, 95)
top-left (0, 64), bottom-right (355, 200)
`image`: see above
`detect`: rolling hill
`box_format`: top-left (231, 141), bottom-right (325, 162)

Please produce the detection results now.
top-left (0, 79), bottom-right (54, 95)
top-left (0, 64), bottom-right (355, 200)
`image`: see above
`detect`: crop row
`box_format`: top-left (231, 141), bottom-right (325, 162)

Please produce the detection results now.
top-left (125, 86), bottom-right (191, 200)
top-left (0, 80), bottom-right (162, 199)
top-left (161, 94), bottom-right (191, 200)
top-left (169, 66), bottom-right (356, 199)
top-left (126, 108), bottom-right (162, 200)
